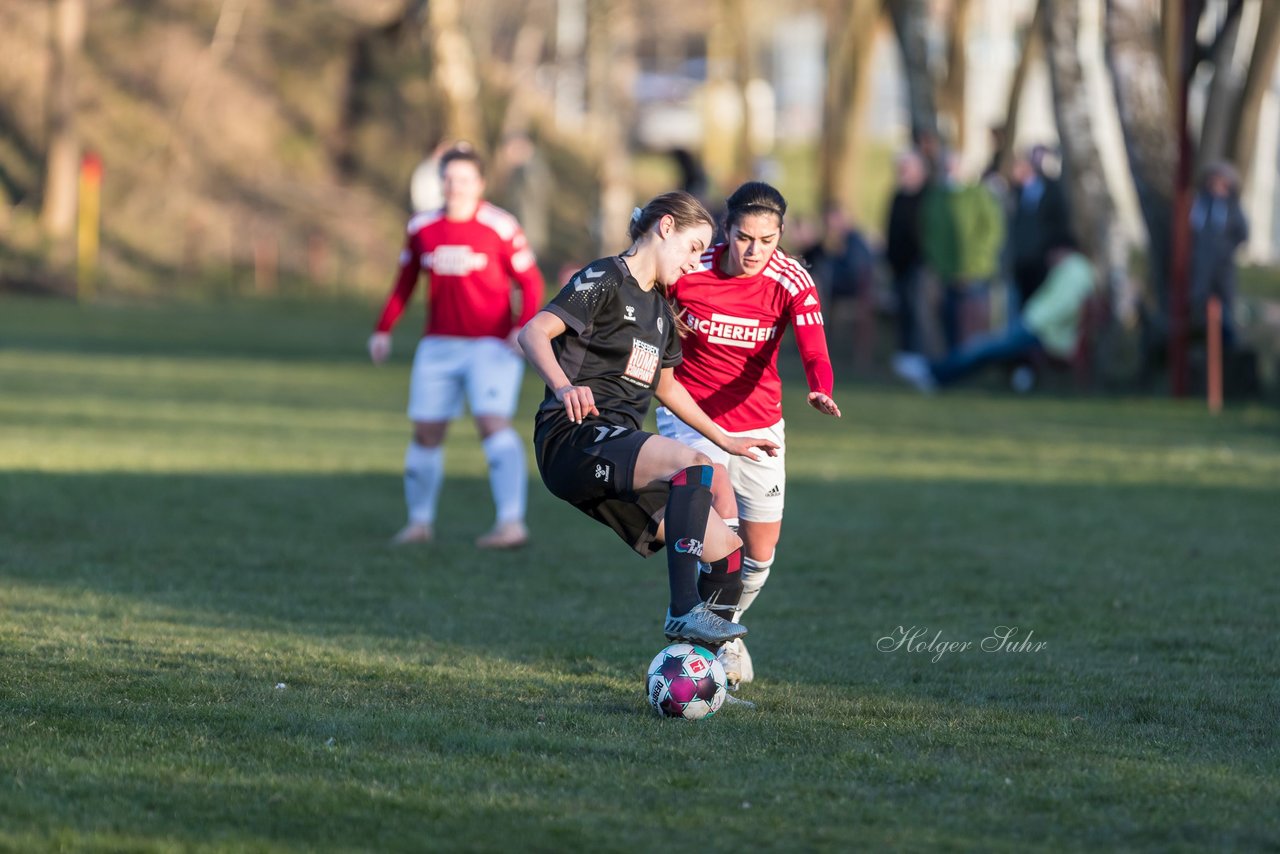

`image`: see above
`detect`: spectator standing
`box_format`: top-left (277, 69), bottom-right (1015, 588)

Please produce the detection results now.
top-left (1008, 149), bottom-right (1072, 306)
top-left (1190, 161), bottom-right (1249, 346)
top-left (885, 149), bottom-right (928, 359)
top-left (921, 153), bottom-right (1005, 354)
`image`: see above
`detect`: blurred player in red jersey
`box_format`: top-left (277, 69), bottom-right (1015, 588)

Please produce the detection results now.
top-left (369, 145), bottom-right (545, 549)
top-left (657, 181), bottom-right (842, 689)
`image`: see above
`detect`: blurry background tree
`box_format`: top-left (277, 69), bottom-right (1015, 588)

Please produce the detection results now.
top-left (2, 0), bottom-right (1279, 396)
top-left (39, 0), bottom-right (85, 244)
top-left (819, 0), bottom-right (881, 218)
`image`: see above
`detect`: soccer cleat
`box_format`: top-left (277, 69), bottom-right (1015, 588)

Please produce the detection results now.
top-left (736, 637), bottom-right (754, 685)
top-left (717, 639), bottom-right (743, 691)
top-left (391, 522), bottom-right (434, 545)
top-left (663, 601), bottom-right (748, 645)
top-left (891, 352), bottom-right (937, 394)
top-left (1010, 365), bottom-right (1036, 394)
top-left (717, 638), bottom-right (755, 691)
top-left (475, 520), bottom-right (529, 550)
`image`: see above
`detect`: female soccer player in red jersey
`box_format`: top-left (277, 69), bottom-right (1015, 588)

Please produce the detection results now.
top-left (657, 182), bottom-right (842, 688)
top-left (518, 192), bottom-right (779, 646)
top-left (370, 145), bottom-right (544, 550)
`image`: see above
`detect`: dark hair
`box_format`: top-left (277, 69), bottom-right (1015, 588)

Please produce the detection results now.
top-left (627, 191), bottom-right (714, 242)
top-left (724, 181), bottom-right (787, 231)
top-left (439, 144), bottom-right (485, 178)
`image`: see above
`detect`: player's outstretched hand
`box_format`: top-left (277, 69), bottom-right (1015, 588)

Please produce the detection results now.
top-left (368, 332), bottom-right (392, 364)
top-left (723, 436), bottom-right (780, 459)
top-left (556, 384), bottom-right (599, 424)
top-left (807, 391), bottom-right (842, 417)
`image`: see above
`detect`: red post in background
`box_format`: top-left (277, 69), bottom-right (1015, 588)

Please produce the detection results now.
top-left (1169, 0), bottom-right (1202, 397)
top-left (1207, 295), bottom-right (1223, 414)
top-left (77, 150), bottom-right (102, 302)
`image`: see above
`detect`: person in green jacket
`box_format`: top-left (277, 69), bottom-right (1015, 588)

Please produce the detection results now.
top-left (893, 240), bottom-right (1095, 391)
top-left (920, 152), bottom-right (1005, 354)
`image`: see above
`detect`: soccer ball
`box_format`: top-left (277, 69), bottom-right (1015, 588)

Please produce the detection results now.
top-left (645, 643), bottom-right (727, 720)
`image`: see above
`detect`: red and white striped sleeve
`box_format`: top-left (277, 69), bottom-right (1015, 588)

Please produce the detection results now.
top-left (479, 203), bottom-right (545, 329)
top-left (776, 254), bottom-right (834, 396)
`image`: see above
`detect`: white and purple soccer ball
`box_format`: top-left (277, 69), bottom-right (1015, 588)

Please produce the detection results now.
top-left (645, 643), bottom-right (727, 720)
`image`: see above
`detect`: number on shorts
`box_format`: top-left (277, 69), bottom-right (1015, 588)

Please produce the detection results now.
top-left (593, 425), bottom-right (628, 443)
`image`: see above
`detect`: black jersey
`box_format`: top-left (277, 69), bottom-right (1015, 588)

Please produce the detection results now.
top-left (536, 256), bottom-right (682, 432)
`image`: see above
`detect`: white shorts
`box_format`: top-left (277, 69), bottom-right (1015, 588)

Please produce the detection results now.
top-left (655, 407), bottom-right (786, 523)
top-left (407, 336), bottom-right (524, 422)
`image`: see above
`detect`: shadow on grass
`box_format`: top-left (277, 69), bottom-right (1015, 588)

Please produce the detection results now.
top-left (3, 469), bottom-right (1279, 848)
top-left (3, 467), bottom-right (1278, 708)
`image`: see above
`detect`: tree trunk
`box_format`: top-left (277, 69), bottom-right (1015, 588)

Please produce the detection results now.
top-left (1105, 0), bottom-right (1178, 312)
top-left (429, 0), bottom-right (482, 143)
top-left (40, 0), bottom-right (86, 240)
top-left (587, 0), bottom-right (634, 255)
top-left (1042, 0), bottom-right (1135, 329)
top-left (819, 0), bottom-right (882, 216)
top-left (888, 0), bottom-right (939, 147)
top-left (332, 2), bottom-right (417, 180)
top-left (1196, 0), bottom-right (1245, 174)
top-left (1233, 1), bottom-right (1280, 185)
top-left (938, 0), bottom-right (972, 150)
top-left (997, 0), bottom-right (1046, 175)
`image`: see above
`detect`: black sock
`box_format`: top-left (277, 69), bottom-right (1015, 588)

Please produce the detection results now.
top-left (664, 465), bottom-right (713, 616)
top-left (698, 547), bottom-right (743, 622)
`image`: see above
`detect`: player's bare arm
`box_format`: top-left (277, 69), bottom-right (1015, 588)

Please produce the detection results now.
top-left (655, 368), bottom-right (778, 458)
top-left (517, 311), bottom-right (599, 423)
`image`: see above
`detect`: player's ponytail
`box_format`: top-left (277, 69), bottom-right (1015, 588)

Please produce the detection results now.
top-left (724, 181), bottom-right (787, 231)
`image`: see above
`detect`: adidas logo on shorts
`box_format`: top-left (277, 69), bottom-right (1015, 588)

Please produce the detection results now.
top-left (766, 484), bottom-right (781, 497)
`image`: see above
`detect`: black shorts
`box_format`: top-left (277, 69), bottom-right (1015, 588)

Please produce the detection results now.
top-left (533, 413), bottom-right (671, 557)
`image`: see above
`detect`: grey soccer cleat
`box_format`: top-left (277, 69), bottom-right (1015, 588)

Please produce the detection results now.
top-left (663, 602), bottom-right (748, 645)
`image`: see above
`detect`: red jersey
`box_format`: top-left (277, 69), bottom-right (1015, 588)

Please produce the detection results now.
top-left (375, 202), bottom-right (544, 339)
top-left (670, 245), bottom-right (834, 432)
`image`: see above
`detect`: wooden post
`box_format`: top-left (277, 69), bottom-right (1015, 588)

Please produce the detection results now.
top-left (76, 150), bottom-right (102, 302)
top-left (1207, 295), bottom-right (1223, 414)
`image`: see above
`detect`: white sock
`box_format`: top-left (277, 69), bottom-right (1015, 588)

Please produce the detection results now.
top-left (734, 553), bottom-right (774, 622)
top-left (724, 516), bottom-right (740, 534)
top-left (482, 428), bottom-right (527, 525)
top-left (404, 442), bottom-right (444, 525)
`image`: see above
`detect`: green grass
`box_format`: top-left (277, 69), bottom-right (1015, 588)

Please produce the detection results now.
top-left (1239, 264), bottom-right (1280, 301)
top-left (2, 294), bottom-right (1279, 851)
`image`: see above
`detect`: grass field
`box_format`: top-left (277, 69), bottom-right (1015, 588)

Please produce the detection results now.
top-left (2, 294), bottom-right (1279, 852)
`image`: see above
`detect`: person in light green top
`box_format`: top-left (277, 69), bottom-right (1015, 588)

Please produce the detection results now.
top-left (920, 152), bottom-right (1005, 353)
top-left (892, 242), bottom-right (1096, 392)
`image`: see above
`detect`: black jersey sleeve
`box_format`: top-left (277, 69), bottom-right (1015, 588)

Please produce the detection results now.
top-left (660, 300), bottom-right (683, 368)
top-left (542, 259), bottom-right (623, 334)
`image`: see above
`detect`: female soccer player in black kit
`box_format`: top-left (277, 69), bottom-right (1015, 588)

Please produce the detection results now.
top-left (518, 192), bottom-right (778, 646)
